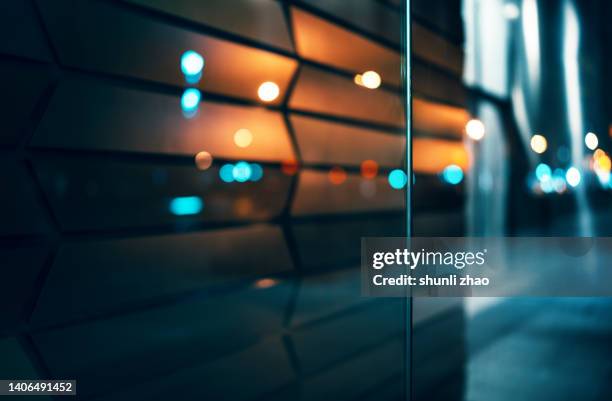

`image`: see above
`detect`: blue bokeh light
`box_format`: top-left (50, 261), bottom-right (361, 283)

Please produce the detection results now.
top-left (233, 161), bottom-right (252, 182)
top-left (219, 164), bottom-right (235, 183)
top-left (535, 163), bottom-right (552, 181)
top-left (388, 169), bottom-right (408, 189)
top-left (169, 196), bottom-right (203, 216)
top-left (442, 164), bottom-right (464, 185)
top-left (250, 163), bottom-right (263, 182)
top-left (181, 88), bottom-right (201, 113)
top-left (181, 50), bottom-right (204, 77)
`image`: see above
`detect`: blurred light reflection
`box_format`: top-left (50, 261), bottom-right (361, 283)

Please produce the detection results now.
top-left (180, 50), bottom-right (204, 77)
top-left (535, 163), bottom-right (552, 181)
top-left (194, 151), bottom-right (213, 171)
top-left (219, 164), bottom-right (235, 183)
top-left (232, 161), bottom-right (252, 182)
top-left (233, 129), bottom-right (253, 148)
top-left (388, 169), bottom-right (408, 189)
top-left (257, 81), bottom-right (280, 102)
top-left (249, 163), bottom-right (263, 182)
top-left (181, 88), bottom-right (201, 118)
top-left (360, 180), bottom-right (377, 198)
top-left (566, 167), bottom-right (581, 187)
top-left (585, 132), bottom-right (599, 150)
top-left (328, 167), bottom-right (347, 185)
top-left (169, 196), bottom-right (203, 216)
top-left (530, 134), bottom-right (547, 154)
top-left (503, 3), bottom-right (520, 20)
top-left (466, 119), bottom-right (485, 140)
top-left (254, 278), bottom-right (278, 289)
top-left (442, 165), bottom-right (464, 185)
top-left (281, 160), bottom-right (299, 176)
top-left (360, 160), bottom-right (379, 179)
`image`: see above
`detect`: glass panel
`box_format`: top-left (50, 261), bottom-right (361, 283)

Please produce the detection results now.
top-left (0, 1), bottom-right (410, 400)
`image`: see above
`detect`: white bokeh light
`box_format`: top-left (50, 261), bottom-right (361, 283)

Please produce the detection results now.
top-left (566, 167), bottom-right (581, 187)
top-left (584, 132), bottom-right (598, 150)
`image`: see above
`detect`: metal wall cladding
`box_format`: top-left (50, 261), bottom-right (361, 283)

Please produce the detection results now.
top-left (0, 0), bottom-right (466, 399)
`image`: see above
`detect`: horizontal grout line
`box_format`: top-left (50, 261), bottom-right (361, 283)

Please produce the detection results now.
top-left (412, 54), bottom-right (463, 82)
top-left (27, 146), bottom-right (406, 172)
top-left (0, 52), bottom-right (54, 66)
top-left (412, 89), bottom-right (467, 110)
top-left (289, 109), bottom-right (404, 133)
top-left (412, 129), bottom-right (463, 142)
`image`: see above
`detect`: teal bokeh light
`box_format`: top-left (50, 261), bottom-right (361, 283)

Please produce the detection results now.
top-left (250, 163), bottom-right (263, 181)
top-left (181, 50), bottom-right (204, 77)
top-left (442, 165), bottom-right (464, 185)
top-left (219, 164), bottom-right (235, 183)
top-left (535, 163), bottom-right (552, 181)
top-left (388, 169), bottom-right (408, 189)
top-left (181, 88), bottom-right (201, 115)
top-left (233, 161), bottom-right (252, 182)
top-left (169, 196), bottom-right (203, 216)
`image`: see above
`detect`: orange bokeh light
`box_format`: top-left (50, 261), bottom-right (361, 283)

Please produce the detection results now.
top-left (281, 159), bottom-right (299, 175)
top-left (194, 151), bottom-right (213, 170)
top-left (234, 197), bottom-right (254, 217)
top-left (595, 153), bottom-right (611, 172)
top-left (254, 278), bottom-right (278, 289)
top-left (360, 160), bottom-right (379, 179)
top-left (328, 166), bottom-right (347, 185)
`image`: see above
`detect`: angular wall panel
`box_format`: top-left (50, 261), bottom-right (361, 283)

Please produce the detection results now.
top-left (291, 300), bottom-right (403, 375)
top-left (291, 268), bottom-right (367, 327)
top-left (300, 0), bottom-right (401, 45)
top-left (0, 0), bottom-right (52, 62)
top-left (301, 339), bottom-right (403, 401)
top-left (32, 78), bottom-right (295, 163)
top-left (33, 285), bottom-right (293, 398)
top-left (32, 224), bottom-right (292, 326)
top-left (293, 9), bottom-right (401, 86)
top-left (291, 217), bottom-right (404, 271)
top-left (126, 0), bottom-right (294, 52)
top-left (291, 114), bottom-right (404, 168)
top-left (33, 158), bottom-right (291, 232)
top-left (0, 60), bottom-right (53, 146)
top-left (290, 66), bottom-right (404, 127)
top-left (95, 339), bottom-right (295, 401)
top-left (413, 23), bottom-right (463, 75)
top-left (291, 170), bottom-right (403, 216)
top-left (37, 0), bottom-right (297, 104)
top-left (413, 138), bottom-right (468, 174)
top-left (0, 161), bottom-right (50, 236)
top-left (0, 338), bottom-right (44, 382)
top-left (413, 61), bottom-right (467, 107)
top-left (0, 246), bottom-right (48, 331)
top-left (413, 97), bottom-right (469, 138)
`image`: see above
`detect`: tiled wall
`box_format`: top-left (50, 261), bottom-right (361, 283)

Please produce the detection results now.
top-left (1, 1), bottom-right (412, 400)
top-left (1, 0), bottom-right (469, 399)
